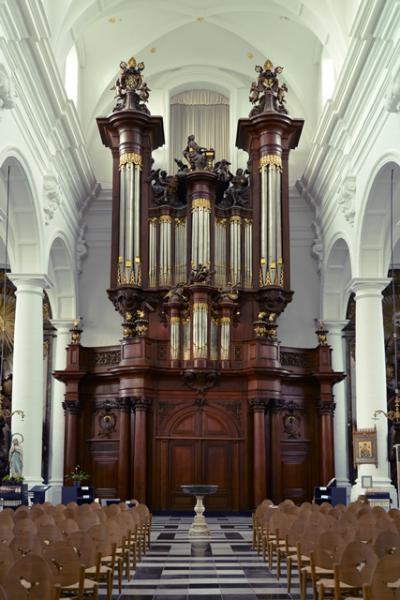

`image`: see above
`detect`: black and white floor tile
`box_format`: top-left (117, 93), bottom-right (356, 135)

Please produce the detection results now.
top-left (100, 514), bottom-right (310, 599)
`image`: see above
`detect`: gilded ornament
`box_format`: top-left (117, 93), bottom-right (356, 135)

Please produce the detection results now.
top-left (119, 152), bottom-right (142, 169)
top-left (191, 198), bottom-right (211, 211)
top-left (259, 154), bottom-right (282, 170)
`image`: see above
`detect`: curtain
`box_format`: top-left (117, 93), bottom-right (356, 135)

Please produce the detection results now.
top-left (170, 89), bottom-right (229, 173)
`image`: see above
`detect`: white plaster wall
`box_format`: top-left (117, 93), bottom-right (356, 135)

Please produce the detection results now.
top-left (279, 189), bottom-right (320, 347)
top-left (78, 190), bottom-right (121, 346)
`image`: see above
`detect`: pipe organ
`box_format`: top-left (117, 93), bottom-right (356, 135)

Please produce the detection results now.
top-left (57, 57), bottom-right (342, 511)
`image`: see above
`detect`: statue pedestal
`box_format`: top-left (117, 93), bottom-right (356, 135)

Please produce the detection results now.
top-left (181, 484), bottom-right (218, 537)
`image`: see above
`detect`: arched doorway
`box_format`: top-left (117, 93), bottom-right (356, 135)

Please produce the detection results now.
top-left (154, 404), bottom-right (242, 511)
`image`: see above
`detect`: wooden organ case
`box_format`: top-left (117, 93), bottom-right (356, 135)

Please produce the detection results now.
top-left (55, 58), bottom-right (343, 510)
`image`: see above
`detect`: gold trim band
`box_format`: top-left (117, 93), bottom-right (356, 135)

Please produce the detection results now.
top-left (259, 154), bottom-right (282, 170)
top-left (119, 152), bottom-right (142, 168)
top-left (192, 198), bottom-right (211, 210)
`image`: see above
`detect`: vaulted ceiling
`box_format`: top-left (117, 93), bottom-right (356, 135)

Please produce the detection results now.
top-left (41, 0), bottom-right (361, 181)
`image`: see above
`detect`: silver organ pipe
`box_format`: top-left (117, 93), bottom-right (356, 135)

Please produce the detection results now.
top-left (119, 152), bottom-right (142, 285)
top-left (191, 198), bottom-right (211, 268)
top-left (230, 215), bottom-right (241, 286)
top-left (210, 317), bottom-right (219, 360)
top-left (159, 215), bottom-right (172, 286)
top-left (170, 316), bottom-right (180, 360)
top-left (259, 154), bottom-right (282, 286)
top-left (148, 218), bottom-right (158, 287)
top-left (220, 316), bottom-right (231, 361)
top-left (175, 218), bottom-right (187, 284)
top-left (244, 218), bottom-right (253, 288)
top-left (215, 218), bottom-right (227, 287)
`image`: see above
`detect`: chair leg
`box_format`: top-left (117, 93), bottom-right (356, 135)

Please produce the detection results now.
top-left (300, 570), bottom-right (307, 600)
top-left (107, 569), bottom-right (112, 600)
top-left (277, 549), bottom-right (281, 579)
top-left (287, 557), bottom-right (292, 592)
top-left (118, 559), bottom-right (122, 594)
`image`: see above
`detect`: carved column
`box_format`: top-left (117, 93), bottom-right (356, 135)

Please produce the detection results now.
top-left (315, 344), bottom-right (340, 485)
top-left (133, 397), bottom-right (151, 502)
top-left (250, 398), bottom-right (267, 505)
top-left (117, 397), bottom-right (132, 500)
top-left (62, 400), bottom-right (81, 477)
top-left (318, 400), bottom-right (335, 485)
top-left (10, 274), bottom-right (51, 486)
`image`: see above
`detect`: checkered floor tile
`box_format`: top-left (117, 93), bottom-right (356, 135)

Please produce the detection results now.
top-left (99, 514), bottom-right (311, 599)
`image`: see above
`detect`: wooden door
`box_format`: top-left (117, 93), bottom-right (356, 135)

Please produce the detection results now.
top-left (156, 405), bottom-right (240, 511)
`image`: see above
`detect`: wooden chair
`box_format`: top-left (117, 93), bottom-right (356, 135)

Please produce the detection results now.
top-left (277, 516), bottom-right (306, 580)
top-left (301, 531), bottom-right (345, 600)
top-left (88, 525), bottom-right (122, 596)
top-left (0, 545), bottom-right (15, 584)
top-left (13, 519), bottom-right (38, 536)
top-left (10, 533), bottom-right (42, 559)
top-left (68, 531), bottom-right (113, 600)
top-left (267, 511), bottom-right (297, 571)
top-left (0, 585), bottom-right (8, 600)
top-left (2, 554), bottom-right (60, 600)
top-left (0, 527), bottom-right (13, 545)
top-left (0, 514), bottom-right (14, 530)
top-left (38, 524), bottom-right (64, 546)
top-left (362, 553), bottom-right (400, 600)
top-left (287, 530), bottom-right (319, 594)
top-left (59, 518), bottom-right (79, 536)
top-left (372, 530), bottom-right (400, 558)
top-left (43, 540), bottom-right (98, 600)
top-left (317, 540), bottom-right (378, 600)
top-left (135, 504), bottom-right (152, 551)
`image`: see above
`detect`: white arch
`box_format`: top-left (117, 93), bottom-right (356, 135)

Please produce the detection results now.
top-left (322, 235), bottom-right (353, 320)
top-left (0, 149), bottom-right (43, 273)
top-left (47, 233), bottom-right (77, 320)
top-left (357, 156), bottom-right (400, 278)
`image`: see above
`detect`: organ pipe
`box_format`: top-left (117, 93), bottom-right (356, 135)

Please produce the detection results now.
top-left (259, 154), bottom-right (283, 287)
top-left (182, 317), bottom-right (191, 361)
top-left (230, 215), bottom-right (241, 286)
top-left (170, 316), bottom-right (180, 360)
top-left (215, 218), bottom-right (227, 287)
top-left (191, 198), bottom-right (211, 268)
top-left (159, 215), bottom-right (172, 287)
top-left (244, 218), bottom-right (253, 288)
top-left (174, 218), bottom-right (187, 283)
top-left (193, 302), bottom-right (208, 359)
top-left (119, 152), bottom-right (142, 285)
top-left (220, 316), bottom-right (231, 361)
top-left (148, 217), bottom-right (157, 288)
top-left (210, 318), bottom-right (219, 361)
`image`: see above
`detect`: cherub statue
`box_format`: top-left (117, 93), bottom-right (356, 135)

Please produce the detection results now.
top-left (222, 168), bottom-right (249, 207)
top-left (214, 159), bottom-right (233, 183)
top-left (112, 57), bottom-right (150, 113)
top-left (249, 59), bottom-right (288, 116)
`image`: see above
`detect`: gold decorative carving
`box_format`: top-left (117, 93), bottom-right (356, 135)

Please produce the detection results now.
top-left (119, 152), bottom-right (142, 168)
top-left (191, 198), bottom-right (211, 210)
top-left (259, 154), bottom-right (282, 170)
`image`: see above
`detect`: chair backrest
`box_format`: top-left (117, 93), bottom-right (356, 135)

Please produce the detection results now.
top-left (67, 531), bottom-right (97, 568)
top-left (373, 530), bottom-right (400, 558)
top-left (313, 531), bottom-right (346, 569)
top-left (0, 527), bottom-right (13, 545)
top-left (0, 514), bottom-right (13, 530)
top-left (35, 514), bottom-right (56, 528)
top-left (38, 525), bottom-right (64, 545)
top-left (75, 510), bottom-right (100, 531)
top-left (13, 519), bottom-right (37, 536)
top-left (58, 518), bottom-right (79, 536)
top-left (10, 533), bottom-right (42, 559)
top-left (43, 540), bottom-right (81, 586)
top-left (2, 555), bottom-right (56, 600)
top-left (367, 553), bottom-right (400, 599)
top-left (339, 540), bottom-right (378, 587)
top-left (0, 545), bottom-right (15, 584)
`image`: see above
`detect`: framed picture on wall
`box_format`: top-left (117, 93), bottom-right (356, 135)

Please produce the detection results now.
top-left (353, 427), bottom-right (378, 466)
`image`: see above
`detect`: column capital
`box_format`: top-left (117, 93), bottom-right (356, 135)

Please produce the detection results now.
top-left (249, 398), bottom-right (268, 413)
top-left (9, 273), bottom-right (53, 292)
top-left (350, 277), bottom-right (391, 298)
top-left (324, 320), bottom-right (349, 336)
top-left (51, 319), bottom-right (73, 334)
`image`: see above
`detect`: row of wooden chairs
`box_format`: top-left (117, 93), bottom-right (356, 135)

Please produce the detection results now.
top-left (253, 498), bottom-right (400, 600)
top-left (0, 500), bottom-right (152, 600)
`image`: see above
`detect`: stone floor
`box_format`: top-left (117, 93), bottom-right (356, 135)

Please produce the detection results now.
top-left (100, 514), bottom-right (306, 599)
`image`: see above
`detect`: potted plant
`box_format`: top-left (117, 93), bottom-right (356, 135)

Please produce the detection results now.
top-left (2, 474), bottom-right (24, 485)
top-left (65, 465), bottom-right (90, 487)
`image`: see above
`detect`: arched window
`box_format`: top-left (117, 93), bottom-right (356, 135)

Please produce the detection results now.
top-left (170, 89), bottom-right (229, 172)
top-left (64, 44), bottom-right (79, 107)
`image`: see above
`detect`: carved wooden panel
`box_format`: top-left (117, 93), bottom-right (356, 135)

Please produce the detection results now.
top-left (279, 442), bottom-right (313, 503)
